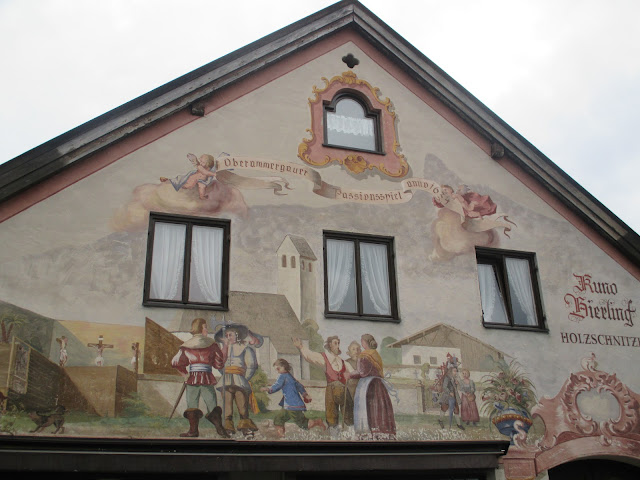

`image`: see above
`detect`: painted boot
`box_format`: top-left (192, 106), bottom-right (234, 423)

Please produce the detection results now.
top-left (238, 417), bottom-right (259, 439)
top-left (206, 406), bottom-right (230, 438)
top-left (180, 408), bottom-right (203, 438)
top-left (224, 416), bottom-right (236, 436)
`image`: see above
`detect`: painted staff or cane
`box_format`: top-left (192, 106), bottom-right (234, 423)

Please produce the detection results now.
top-left (208, 314), bottom-right (230, 424)
top-left (209, 313), bottom-right (228, 420)
top-left (342, 377), bottom-right (348, 430)
top-left (221, 314), bottom-right (227, 422)
top-left (169, 382), bottom-right (187, 420)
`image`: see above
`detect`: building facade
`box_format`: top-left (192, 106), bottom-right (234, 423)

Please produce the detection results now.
top-left (1, 2), bottom-right (639, 479)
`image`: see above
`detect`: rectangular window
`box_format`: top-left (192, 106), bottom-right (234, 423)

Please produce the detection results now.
top-left (476, 247), bottom-right (545, 331)
top-left (323, 231), bottom-right (399, 322)
top-left (143, 212), bottom-right (230, 310)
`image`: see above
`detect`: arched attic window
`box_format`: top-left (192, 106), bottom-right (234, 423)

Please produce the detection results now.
top-left (298, 70), bottom-right (408, 177)
top-left (324, 91), bottom-right (381, 153)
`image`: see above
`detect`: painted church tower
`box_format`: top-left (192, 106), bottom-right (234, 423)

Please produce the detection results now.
top-left (277, 235), bottom-right (317, 324)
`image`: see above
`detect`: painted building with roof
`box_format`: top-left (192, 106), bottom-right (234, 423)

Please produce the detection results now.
top-left (277, 234), bottom-right (318, 325)
top-left (1, 1), bottom-right (640, 479)
top-left (388, 323), bottom-right (508, 375)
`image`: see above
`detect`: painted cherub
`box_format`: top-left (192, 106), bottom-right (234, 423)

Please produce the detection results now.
top-left (455, 184), bottom-right (497, 218)
top-left (160, 153), bottom-right (217, 199)
top-left (432, 184), bottom-right (497, 219)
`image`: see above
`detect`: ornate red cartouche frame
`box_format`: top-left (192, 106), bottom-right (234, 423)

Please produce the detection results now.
top-left (298, 70), bottom-right (408, 178)
top-left (502, 354), bottom-right (640, 480)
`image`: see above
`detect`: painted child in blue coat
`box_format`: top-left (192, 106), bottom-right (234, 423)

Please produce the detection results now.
top-left (261, 358), bottom-right (326, 437)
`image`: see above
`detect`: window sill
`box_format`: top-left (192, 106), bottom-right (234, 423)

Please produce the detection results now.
top-left (143, 300), bottom-right (229, 311)
top-left (325, 312), bottom-right (400, 323)
top-left (482, 322), bottom-right (549, 333)
top-left (321, 143), bottom-right (385, 155)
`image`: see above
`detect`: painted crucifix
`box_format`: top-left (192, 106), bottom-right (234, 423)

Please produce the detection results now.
top-left (87, 335), bottom-right (113, 366)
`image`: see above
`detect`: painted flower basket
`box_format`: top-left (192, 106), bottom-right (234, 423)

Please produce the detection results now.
top-left (491, 405), bottom-right (533, 444)
top-left (480, 358), bottom-right (537, 443)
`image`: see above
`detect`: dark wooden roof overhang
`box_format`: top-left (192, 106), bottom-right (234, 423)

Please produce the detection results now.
top-left (1, 0), bottom-right (638, 267)
top-left (0, 437), bottom-right (510, 476)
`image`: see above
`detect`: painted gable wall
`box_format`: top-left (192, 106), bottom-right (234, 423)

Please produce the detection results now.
top-left (0, 30), bottom-right (638, 452)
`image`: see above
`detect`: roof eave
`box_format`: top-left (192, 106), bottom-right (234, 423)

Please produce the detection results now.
top-left (0, 1), bottom-right (358, 203)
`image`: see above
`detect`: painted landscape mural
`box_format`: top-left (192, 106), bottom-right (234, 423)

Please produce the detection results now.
top-left (0, 300), bottom-right (544, 442)
top-left (1, 44), bottom-right (638, 472)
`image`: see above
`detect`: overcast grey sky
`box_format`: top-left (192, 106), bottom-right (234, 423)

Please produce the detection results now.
top-left (2, 1), bottom-right (639, 235)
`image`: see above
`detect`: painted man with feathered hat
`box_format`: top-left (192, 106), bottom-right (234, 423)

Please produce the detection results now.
top-left (215, 322), bottom-right (263, 438)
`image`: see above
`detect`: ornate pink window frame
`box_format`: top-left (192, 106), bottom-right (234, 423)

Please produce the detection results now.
top-left (298, 70), bottom-right (408, 178)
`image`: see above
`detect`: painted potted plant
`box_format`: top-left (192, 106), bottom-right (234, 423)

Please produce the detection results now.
top-left (480, 358), bottom-right (537, 443)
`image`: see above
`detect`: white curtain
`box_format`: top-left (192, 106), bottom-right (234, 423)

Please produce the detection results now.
top-left (326, 98), bottom-right (376, 151)
top-left (360, 242), bottom-right (391, 315)
top-left (326, 114), bottom-right (375, 137)
top-left (326, 239), bottom-right (356, 312)
top-left (189, 226), bottom-right (223, 304)
top-left (506, 258), bottom-right (537, 326)
top-left (477, 264), bottom-right (508, 324)
top-left (150, 222), bottom-right (186, 300)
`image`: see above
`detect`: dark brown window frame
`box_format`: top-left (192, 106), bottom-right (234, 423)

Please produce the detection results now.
top-left (475, 246), bottom-right (547, 332)
top-left (322, 89), bottom-right (384, 154)
top-left (323, 230), bottom-right (400, 323)
top-left (143, 212), bottom-right (230, 310)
